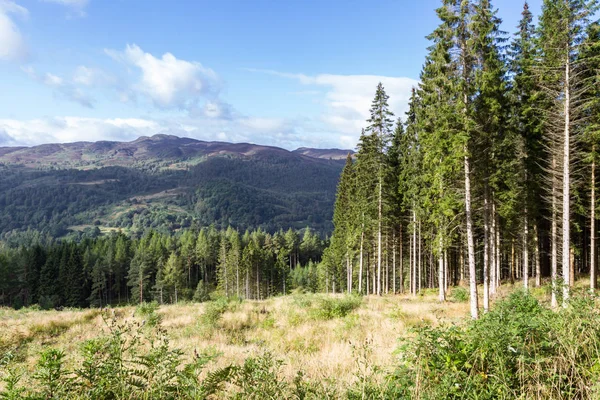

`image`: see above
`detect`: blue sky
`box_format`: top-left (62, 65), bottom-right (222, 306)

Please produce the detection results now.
top-left (0, 0), bottom-right (542, 150)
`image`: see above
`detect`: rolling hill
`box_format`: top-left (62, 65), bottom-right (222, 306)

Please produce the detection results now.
top-left (0, 135), bottom-right (351, 239)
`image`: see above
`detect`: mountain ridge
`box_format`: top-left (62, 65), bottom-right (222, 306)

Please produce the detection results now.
top-left (0, 134), bottom-right (354, 168)
top-left (0, 134), bottom-right (347, 238)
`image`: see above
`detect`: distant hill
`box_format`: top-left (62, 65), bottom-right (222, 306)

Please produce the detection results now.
top-left (0, 135), bottom-right (351, 239)
top-left (292, 147), bottom-right (354, 160)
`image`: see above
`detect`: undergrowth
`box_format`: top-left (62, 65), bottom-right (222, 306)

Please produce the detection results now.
top-left (2, 291), bottom-right (599, 399)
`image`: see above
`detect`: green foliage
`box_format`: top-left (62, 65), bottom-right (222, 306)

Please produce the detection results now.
top-left (310, 295), bottom-right (362, 320)
top-left (0, 143), bottom-right (342, 238)
top-left (450, 287), bottom-right (469, 303)
top-left (227, 351), bottom-right (288, 399)
top-left (135, 301), bottom-right (162, 327)
top-left (201, 296), bottom-right (241, 327)
top-left (392, 291), bottom-right (600, 399)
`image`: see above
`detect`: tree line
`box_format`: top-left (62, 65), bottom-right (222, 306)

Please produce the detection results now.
top-left (323, 0), bottom-right (600, 318)
top-left (0, 227), bottom-right (325, 308)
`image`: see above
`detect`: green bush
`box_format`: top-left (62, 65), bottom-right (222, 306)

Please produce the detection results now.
top-left (201, 296), bottom-right (241, 327)
top-left (311, 295), bottom-right (362, 320)
top-left (135, 301), bottom-right (162, 327)
top-left (391, 290), bottom-right (600, 399)
top-left (450, 287), bottom-right (469, 302)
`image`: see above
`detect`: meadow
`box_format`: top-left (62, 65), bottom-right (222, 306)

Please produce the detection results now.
top-left (2, 283), bottom-right (600, 399)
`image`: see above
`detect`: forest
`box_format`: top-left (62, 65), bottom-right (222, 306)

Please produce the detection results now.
top-left (0, 150), bottom-right (342, 239)
top-left (1, 0), bottom-right (600, 316)
top-left (2, 0), bottom-right (600, 398)
top-left (321, 0), bottom-right (600, 318)
top-left (0, 227), bottom-right (325, 309)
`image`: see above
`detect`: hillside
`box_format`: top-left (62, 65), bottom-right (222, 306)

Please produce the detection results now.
top-left (0, 135), bottom-right (349, 238)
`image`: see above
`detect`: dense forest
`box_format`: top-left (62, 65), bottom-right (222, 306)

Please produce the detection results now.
top-left (321, 0), bottom-right (600, 318)
top-left (2, 0), bottom-right (600, 318)
top-left (0, 227), bottom-right (325, 308)
top-left (0, 142), bottom-right (344, 238)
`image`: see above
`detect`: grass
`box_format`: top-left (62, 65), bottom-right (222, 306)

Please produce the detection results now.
top-left (0, 291), bottom-right (467, 395)
top-left (5, 282), bottom-right (590, 398)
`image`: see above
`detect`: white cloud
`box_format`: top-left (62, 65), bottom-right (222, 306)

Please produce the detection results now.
top-left (105, 44), bottom-right (220, 110)
top-left (246, 69), bottom-right (418, 143)
top-left (0, 1), bottom-right (28, 62)
top-left (0, 117), bottom-right (159, 145)
top-left (72, 65), bottom-right (113, 86)
top-left (21, 66), bottom-right (95, 108)
top-left (0, 113), bottom-right (349, 150)
top-left (43, 73), bottom-right (63, 86)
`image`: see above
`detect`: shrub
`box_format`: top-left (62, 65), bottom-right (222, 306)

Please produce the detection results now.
top-left (311, 295), bottom-right (362, 320)
top-left (201, 296), bottom-right (241, 327)
top-left (135, 301), bottom-right (162, 327)
top-left (391, 290), bottom-right (600, 399)
top-left (450, 287), bottom-right (469, 302)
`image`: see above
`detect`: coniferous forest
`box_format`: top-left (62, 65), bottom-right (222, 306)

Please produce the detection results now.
top-left (4, 1), bottom-right (600, 398)
top-left (1, 0), bottom-right (600, 316)
top-left (323, 0), bottom-right (600, 318)
top-left (0, 227), bottom-right (325, 308)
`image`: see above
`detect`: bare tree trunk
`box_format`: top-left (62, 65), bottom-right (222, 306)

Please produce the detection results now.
top-left (551, 153), bottom-right (559, 308)
top-left (245, 269), bottom-right (249, 299)
top-left (400, 226), bottom-right (404, 294)
top-left (392, 232), bottom-right (396, 294)
top-left (483, 186), bottom-right (490, 312)
top-left (359, 229), bottom-right (364, 294)
top-left (236, 263), bottom-right (240, 298)
top-left (418, 221), bottom-right (422, 294)
top-left (347, 254), bottom-right (351, 294)
top-left (465, 151), bottom-right (479, 319)
top-left (412, 210), bottom-right (417, 295)
top-left (377, 176), bottom-right (383, 296)
top-left (592, 151), bottom-right (597, 291)
top-left (409, 230), bottom-right (413, 295)
top-left (495, 210), bottom-right (501, 289)
top-left (570, 247), bottom-right (575, 289)
top-left (444, 250), bottom-right (449, 295)
top-left (490, 201), bottom-right (496, 295)
top-left (438, 236), bottom-right (445, 302)
top-left (562, 58), bottom-right (571, 307)
top-left (511, 239), bottom-right (515, 285)
top-left (534, 223), bottom-right (541, 287)
top-left (523, 210), bottom-right (529, 291)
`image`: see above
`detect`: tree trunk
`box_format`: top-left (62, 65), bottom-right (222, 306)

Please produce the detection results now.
top-left (592, 150), bottom-right (597, 291)
top-left (523, 210), bottom-right (529, 291)
top-left (562, 57), bottom-right (571, 307)
top-left (399, 226), bottom-right (404, 294)
top-left (465, 151), bottom-right (479, 319)
top-left (483, 186), bottom-right (490, 312)
top-left (511, 240), bottom-right (515, 285)
top-left (412, 210), bottom-right (417, 296)
top-left (438, 236), bottom-right (445, 302)
top-left (551, 152), bottom-right (559, 308)
top-left (490, 201), bottom-right (496, 295)
top-left (377, 176), bottom-right (383, 296)
top-left (392, 232), bottom-right (396, 294)
top-left (418, 220), bottom-right (422, 294)
top-left (534, 223), bottom-right (541, 287)
top-left (359, 229), bottom-right (364, 294)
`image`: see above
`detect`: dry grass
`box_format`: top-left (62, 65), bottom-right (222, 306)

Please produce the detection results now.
top-left (0, 292), bottom-right (470, 392)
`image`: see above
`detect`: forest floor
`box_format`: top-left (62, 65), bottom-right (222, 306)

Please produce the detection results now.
top-left (0, 282), bottom-right (561, 394)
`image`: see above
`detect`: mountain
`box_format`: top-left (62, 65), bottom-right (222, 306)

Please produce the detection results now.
top-left (0, 135), bottom-right (350, 240)
top-left (292, 147), bottom-right (354, 160)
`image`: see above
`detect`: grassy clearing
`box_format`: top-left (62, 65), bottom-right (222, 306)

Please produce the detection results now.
top-left (0, 291), bottom-right (467, 396)
top-left (3, 283), bottom-right (595, 398)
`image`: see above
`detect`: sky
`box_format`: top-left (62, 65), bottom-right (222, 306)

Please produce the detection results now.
top-left (0, 0), bottom-right (542, 150)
